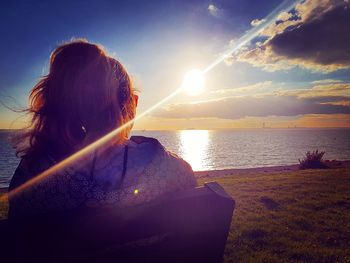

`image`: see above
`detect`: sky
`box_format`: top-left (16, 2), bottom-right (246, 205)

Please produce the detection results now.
top-left (0, 0), bottom-right (350, 130)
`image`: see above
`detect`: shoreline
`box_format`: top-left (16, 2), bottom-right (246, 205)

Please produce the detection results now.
top-left (194, 160), bottom-right (350, 178)
top-left (194, 164), bottom-right (299, 178)
top-left (1, 160), bottom-right (350, 194)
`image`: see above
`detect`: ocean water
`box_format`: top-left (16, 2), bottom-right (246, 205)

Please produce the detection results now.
top-left (1, 128), bottom-right (350, 188)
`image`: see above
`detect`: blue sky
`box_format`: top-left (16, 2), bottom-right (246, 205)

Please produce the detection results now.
top-left (1, 0), bottom-right (350, 129)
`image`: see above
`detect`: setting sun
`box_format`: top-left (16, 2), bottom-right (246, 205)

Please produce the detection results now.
top-left (181, 69), bottom-right (205, 96)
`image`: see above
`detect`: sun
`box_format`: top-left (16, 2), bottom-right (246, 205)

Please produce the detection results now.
top-left (181, 69), bottom-right (205, 96)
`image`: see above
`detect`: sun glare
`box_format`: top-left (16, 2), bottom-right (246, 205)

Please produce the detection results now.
top-left (181, 69), bottom-right (205, 96)
top-left (179, 130), bottom-right (210, 171)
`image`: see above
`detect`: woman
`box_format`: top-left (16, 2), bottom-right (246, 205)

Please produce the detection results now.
top-left (8, 39), bottom-right (197, 218)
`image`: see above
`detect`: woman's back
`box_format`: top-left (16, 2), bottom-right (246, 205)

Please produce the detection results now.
top-left (9, 136), bottom-right (196, 218)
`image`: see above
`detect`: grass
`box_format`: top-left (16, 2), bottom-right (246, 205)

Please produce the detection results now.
top-left (1, 168), bottom-right (349, 262)
top-left (198, 168), bottom-right (350, 263)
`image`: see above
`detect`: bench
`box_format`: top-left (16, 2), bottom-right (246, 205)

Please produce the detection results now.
top-left (0, 182), bottom-right (235, 262)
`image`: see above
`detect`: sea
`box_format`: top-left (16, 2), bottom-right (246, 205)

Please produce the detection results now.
top-left (1, 128), bottom-right (350, 188)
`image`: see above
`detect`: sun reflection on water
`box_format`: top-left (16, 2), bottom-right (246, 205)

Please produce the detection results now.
top-left (179, 130), bottom-right (210, 171)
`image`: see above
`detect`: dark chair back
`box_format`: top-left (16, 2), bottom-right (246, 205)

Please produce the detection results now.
top-left (0, 182), bottom-right (235, 263)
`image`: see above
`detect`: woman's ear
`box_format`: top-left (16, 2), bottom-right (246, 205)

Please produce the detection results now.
top-left (135, 94), bottom-right (139, 106)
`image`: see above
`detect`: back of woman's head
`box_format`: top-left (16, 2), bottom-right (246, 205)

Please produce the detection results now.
top-left (16, 39), bottom-right (137, 159)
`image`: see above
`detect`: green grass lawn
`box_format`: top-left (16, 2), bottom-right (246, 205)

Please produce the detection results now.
top-left (1, 168), bottom-right (349, 262)
top-left (197, 168), bottom-right (350, 263)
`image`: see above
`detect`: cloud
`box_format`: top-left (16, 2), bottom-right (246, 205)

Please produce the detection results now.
top-left (321, 100), bottom-right (350, 106)
top-left (154, 82), bottom-right (350, 119)
top-left (208, 4), bottom-right (222, 18)
top-left (211, 81), bottom-right (273, 95)
top-left (155, 95), bottom-right (350, 119)
top-left (233, 0), bottom-right (350, 72)
top-left (250, 18), bottom-right (266, 26)
top-left (311, 79), bottom-right (344, 85)
top-left (276, 11), bottom-right (293, 21)
top-left (277, 83), bottom-right (350, 98)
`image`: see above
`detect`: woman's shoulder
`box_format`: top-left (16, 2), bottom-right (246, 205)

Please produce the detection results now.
top-left (9, 154), bottom-right (55, 191)
top-left (130, 135), bottom-right (163, 149)
top-left (129, 135), bottom-right (186, 165)
top-left (128, 136), bottom-right (165, 162)
top-left (128, 135), bottom-right (184, 165)
top-left (129, 135), bottom-right (196, 186)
